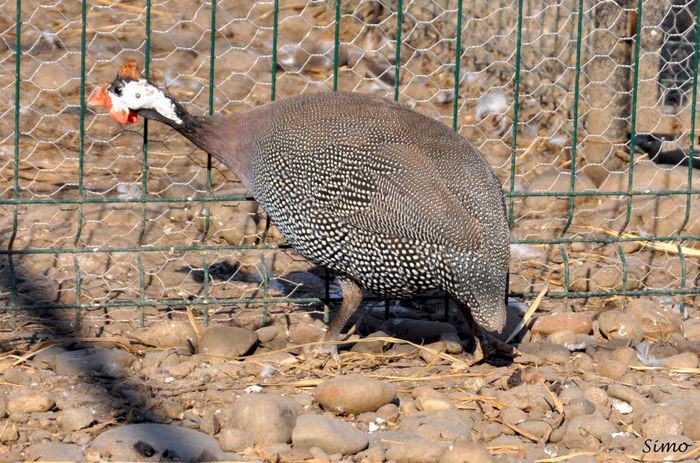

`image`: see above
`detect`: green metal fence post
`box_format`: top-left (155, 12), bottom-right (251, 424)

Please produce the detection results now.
top-left (333, 0), bottom-right (341, 92)
top-left (679, 0), bottom-right (700, 239)
top-left (560, 0), bottom-right (584, 238)
top-left (618, 0), bottom-right (644, 238)
top-left (137, 0), bottom-right (154, 326)
top-left (394, 0), bottom-right (403, 101)
top-left (452, 0), bottom-right (463, 132)
top-left (73, 0), bottom-right (89, 329)
top-left (509, 0), bottom-right (525, 225)
top-left (9, 0), bottom-right (22, 329)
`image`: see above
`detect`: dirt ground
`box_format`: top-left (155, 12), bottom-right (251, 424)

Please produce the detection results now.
top-left (1, 0), bottom-right (700, 461)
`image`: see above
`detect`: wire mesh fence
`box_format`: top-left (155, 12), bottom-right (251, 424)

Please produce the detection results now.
top-left (1, 0), bottom-right (699, 329)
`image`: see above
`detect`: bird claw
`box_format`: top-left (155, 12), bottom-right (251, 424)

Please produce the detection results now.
top-left (306, 342), bottom-right (342, 368)
top-left (466, 327), bottom-right (517, 366)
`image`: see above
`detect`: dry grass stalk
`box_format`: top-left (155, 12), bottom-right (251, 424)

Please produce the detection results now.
top-left (486, 444), bottom-right (522, 454)
top-left (455, 395), bottom-right (505, 410)
top-left (78, 336), bottom-right (141, 355)
top-left (617, 419), bottom-right (642, 438)
top-left (0, 341), bottom-right (55, 373)
top-left (91, 0), bottom-right (173, 16)
top-left (505, 269), bottom-right (553, 343)
top-left (630, 365), bottom-right (700, 375)
top-left (589, 226), bottom-right (700, 257)
top-left (185, 304), bottom-right (201, 337)
top-left (495, 418), bottom-right (544, 443)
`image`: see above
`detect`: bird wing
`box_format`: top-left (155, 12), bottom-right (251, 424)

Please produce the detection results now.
top-left (312, 143), bottom-right (483, 252)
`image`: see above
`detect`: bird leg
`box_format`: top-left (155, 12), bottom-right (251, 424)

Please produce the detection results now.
top-left (455, 301), bottom-right (516, 366)
top-left (312, 277), bottom-right (363, 361)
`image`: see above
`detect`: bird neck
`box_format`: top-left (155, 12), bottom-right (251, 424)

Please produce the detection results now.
top-left (135, 95), bottom-right (201, 132)
top-left (137, 98), bottom-right (260, 194)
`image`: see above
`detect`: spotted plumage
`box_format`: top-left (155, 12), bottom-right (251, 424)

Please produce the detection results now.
top-left (251, 93), bottom-right (509, 332)
top-left (89, 61), bottom-right (511, 357)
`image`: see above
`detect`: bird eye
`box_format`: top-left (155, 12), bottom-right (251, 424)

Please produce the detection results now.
top-left (114, 86), bottom-right (123, 96)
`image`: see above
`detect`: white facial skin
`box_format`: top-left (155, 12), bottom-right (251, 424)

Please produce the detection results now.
top-left (110, 79), bottom-right (182, 125)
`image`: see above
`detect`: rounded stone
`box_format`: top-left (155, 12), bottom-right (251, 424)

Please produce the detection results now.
top-left (26, 442), bottom-right (84, 462)
top-left (545, 330), bottom-right (577, 347)
top-left (376, 403), bottom-right (399, 423)
top-left (218, 427), bottom-right (254, 452)
top-left (562, 415), bottom-right (617, 449)
top-left (160, 400), bottom-right (184, 420)
top-left (564, 399), bottom-right (595, 419)
top-left (315, 375), bottom-right (396, 415)
top-left (517, 342), bottom-right (570, 364)
top-left (255, 325), bottom-right (283, 343)
top-left (88, 423), bottom-right (224, 461)
top-left (634, 400), bottom-right (700, 440)
top-left (595, 359), bottom-right (629, 380)
top-left (418, 341), bottom-right (448, 363)
top-left (682, 318), bottom-right (700, 341)
top-left (59, 408), bottom-right (95, 431)
top-left (583, 387), bottom-right (609, 407)
top-left (439, 442), bottom-right (493, 463)
top-left (167, 360), bottom-right (194, 378)
top-left (398, 409), bottom-right (474, 443)
top-left (133, 321), bottom-right (196, 348)
top-left (0, 421), bottom-right (18, 443)
top-left (626, 299), bottom-right (682, 339)
top-left (641, 414), bottom-right (683, 439)
top-left (500, 407), bottom-right (527, 425)
top-left (413, 386), bottom-right (442, 399)
top-left (609, 347), bottom-right (638, 365)
top-left (289, 322), bottom-right (325, 345)
top-left (229, 393), bottom-right (299, 445)
top-left (385, 437), bottom-right (446, 463)
top-left (658, 352), bottom-right (698, 369)
top-left (597, 311), bottom-right (643, 341)
top-left (7, 392), bottom-right (54, 414)
top-left (496, 384), bottom-right (553, 413)
top-left (531, 312), bottom-right (593, 335)
top-left (292, 414), bottom-right (368, 455)
top-left (355, 445), bottom-right (385, 463)
top-left (607, 384), bottom-right (647, 410)
top-left (350, 331), bottom-right (391, 354)
top-left (415, 395), bottom-right (454, 411)
top-left (2, 368), bottom-right (31, 386)
top-left (463, 376), bottom-right (485, 394)
top-left (517, 420), bottom-right (552, 442)
top-left (198, 326), bottom-right (258, 358)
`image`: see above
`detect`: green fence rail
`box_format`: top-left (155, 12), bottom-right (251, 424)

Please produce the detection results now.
top-left (2, 0), bottom-right (699, 326)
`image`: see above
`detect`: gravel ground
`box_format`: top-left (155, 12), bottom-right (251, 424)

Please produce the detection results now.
top-left (0, 297), bottom-right (698, 462)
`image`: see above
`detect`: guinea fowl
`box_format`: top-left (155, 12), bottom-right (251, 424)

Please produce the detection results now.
top-left (88, 61), bottom-right (512, 362)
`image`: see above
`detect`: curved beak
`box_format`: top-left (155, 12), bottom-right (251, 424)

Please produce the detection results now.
top-left (87, 85), bottom-right (110, 108)
top-left (87, 85), bottom-right (138, 124)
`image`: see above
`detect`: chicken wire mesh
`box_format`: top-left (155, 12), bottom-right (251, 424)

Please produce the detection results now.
top-left (1, 0), bottom-right (699, 329)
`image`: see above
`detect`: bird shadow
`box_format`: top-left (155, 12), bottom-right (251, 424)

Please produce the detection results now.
top-left (0, 252), bottom-right (203, 460)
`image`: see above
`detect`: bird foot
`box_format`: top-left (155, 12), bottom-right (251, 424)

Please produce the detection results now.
top-left (466, 327), bottom-right (518, 366)
top-left (304, 342), bottom-right (342, 368)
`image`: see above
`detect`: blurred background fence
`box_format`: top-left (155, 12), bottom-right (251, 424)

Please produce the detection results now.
top-left (1, 0), bottom-right (699, 329)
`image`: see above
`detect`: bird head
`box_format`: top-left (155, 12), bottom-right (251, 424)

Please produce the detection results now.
top-left (470, 272), bottom-right (507, 334)
top-left (87, 60), bottom-right (183, 126)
